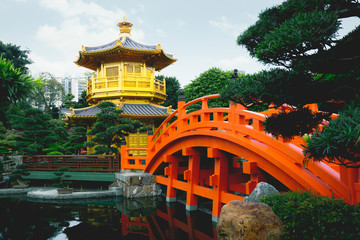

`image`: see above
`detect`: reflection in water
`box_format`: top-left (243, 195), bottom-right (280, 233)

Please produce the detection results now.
top-left (0, 195), bottom-right (217, 240)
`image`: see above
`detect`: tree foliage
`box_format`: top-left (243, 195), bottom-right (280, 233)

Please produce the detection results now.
top-left (157, 75), bottom-right (181, 109)
top-left (0, 56), bottom-right (42, 122)
top-left (74, 90), bottom-right (89, 108)
top-left (30, 72), bottom-right (64, 115)
top-left (85, 101), bottom-right (144, 155)
top-left (64, 126), bottom-right (87, 155)
top-left (62, 93), bottom-right (76, 109)
top-left (261, 190), bottom-right (360, 239)
top-left (221, 0), bottom-right (360, 166)
top-left (0, 121), bottom-right (17, 156)
top-left (8, 102), bottom-right (60, 155)
top-left (0, 40), bottom-right (32, 73)
top-left (304, 100), bottom-right (360, 167)
top-left (184, 67), bottom-right (232, 111)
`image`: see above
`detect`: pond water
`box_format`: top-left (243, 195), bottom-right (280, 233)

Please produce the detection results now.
top-left (0, 195), bottom-right (218, 240)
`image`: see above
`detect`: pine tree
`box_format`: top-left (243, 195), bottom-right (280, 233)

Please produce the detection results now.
top-left (9, 103), bottom-right (60, 155)
top-left (221, 0), bottom-right (360, 166)
top-left (85, 101), bottom-right (144, 155)
top-left (64, 126), bottom-right (87, 155)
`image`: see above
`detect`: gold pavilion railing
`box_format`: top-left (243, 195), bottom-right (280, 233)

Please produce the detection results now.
top-left (87, 75), bottom-right (166, 96)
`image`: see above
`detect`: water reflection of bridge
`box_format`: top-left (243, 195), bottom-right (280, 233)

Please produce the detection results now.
top-left (64, 196), bottom-right (217, 240)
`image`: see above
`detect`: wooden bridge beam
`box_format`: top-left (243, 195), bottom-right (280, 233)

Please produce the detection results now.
top-left (182, 147), bottom-right (201, 212)
top-left (208, 147), bottom-right (228, 223)
top-left (164, 154), bottom-right (179, 203)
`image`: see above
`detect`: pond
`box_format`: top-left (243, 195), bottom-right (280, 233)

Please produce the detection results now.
top-left (0, 194), bottom-right (218, 240)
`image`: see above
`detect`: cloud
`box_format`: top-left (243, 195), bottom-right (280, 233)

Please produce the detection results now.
top-left (32, 0), bottom-right (149, 76)
top-left (156, 29), bottom-right (166, 37)
top-left (29, 52), bottom-right (86, 77)
top-left (209, 16), bottom-right (247, 37)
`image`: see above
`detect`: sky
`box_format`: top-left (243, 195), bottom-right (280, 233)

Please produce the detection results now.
top-left (1, 0), bottom-right (359, 87)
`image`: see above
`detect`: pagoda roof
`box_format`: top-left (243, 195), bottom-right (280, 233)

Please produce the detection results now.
top-left (75, 18), bottom-right (177, 71)
top-left (66, 103), bottom-right (171, 119)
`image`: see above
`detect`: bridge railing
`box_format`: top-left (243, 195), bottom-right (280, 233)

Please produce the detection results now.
top-left (22, 155), bottom-right (119, 172)
top-left (147, 94), bottom-right (277, 156)
top-left (120, 145), bottom-right (148, 171)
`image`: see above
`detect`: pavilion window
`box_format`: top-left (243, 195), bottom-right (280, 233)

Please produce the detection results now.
top-left (127, 66), bottom-right (133, 73)
top-left (106, 66), bottom-right (119, 81)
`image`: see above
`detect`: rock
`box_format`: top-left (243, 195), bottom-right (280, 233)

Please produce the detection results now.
top-left (217, 201), bottom-right (283, 240)
top-left (131, 176), bottom-right (141, 186)
top-left (244, 182), bottom-right (280, 202)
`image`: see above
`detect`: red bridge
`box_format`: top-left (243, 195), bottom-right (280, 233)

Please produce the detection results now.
top-left (120, 94), bottom-right (360, 222)
top-left (24, 94), bottom-right (360, 222)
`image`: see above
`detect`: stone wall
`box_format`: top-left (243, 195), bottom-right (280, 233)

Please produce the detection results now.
top-left (115, 171), bottom-right (162, 198)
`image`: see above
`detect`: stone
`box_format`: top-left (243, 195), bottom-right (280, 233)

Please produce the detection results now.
top-left (216, 201), bottom-right (283, 240)
top-left (131, 176), bottom-right (141, 185)
top-left (114, 171), bottom-right (161, 198)
top-left (141, 175), bottom-right (153, 185)
top-left (143, 185), bottom-right (153, 194)
top-left (244, 182), bottom-right (280, 202)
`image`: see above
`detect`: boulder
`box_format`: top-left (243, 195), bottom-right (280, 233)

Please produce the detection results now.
top-left (244, 182), bottom-right (280, 202)
top-left (217, 201), bottom-right (283, 240)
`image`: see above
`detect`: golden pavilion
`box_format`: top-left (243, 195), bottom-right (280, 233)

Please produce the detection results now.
top-left (65, 17), bottom-right (177, 153)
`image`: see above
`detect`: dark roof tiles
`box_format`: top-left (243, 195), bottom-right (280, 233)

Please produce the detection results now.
top-left (84, 37), bottom-right (157, 53)
top-left (122, 103), bottom-right (168, 116)
top-left (71, 103), bottom-right (168, 117)
top-left (73, 106), bottom-right (101, 117)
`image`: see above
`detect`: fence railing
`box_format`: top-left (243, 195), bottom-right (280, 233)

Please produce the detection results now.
top-left (87, 76), bottom-right (166, 96)
top-left (22, 155), bottom-right (119, 172)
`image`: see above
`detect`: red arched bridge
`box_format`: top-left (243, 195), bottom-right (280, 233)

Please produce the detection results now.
top-left (24, 94), bottom-right (360, 221)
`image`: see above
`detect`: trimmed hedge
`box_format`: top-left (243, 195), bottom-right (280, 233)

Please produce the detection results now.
top-left (260, 190), bottom-right (360, 240)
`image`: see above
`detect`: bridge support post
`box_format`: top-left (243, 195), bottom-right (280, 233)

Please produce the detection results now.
top-left (164, 154), bottom-right (179, 203)
top-left (183, 147), bottom-right (200, 212)
top-left (208, 148), bottom-right (228, 223)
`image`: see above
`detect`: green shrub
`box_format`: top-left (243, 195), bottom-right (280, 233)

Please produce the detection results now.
top-left (47, 151), bottom-right (62, 155)
top-left (260, 190), bottom-right (360, 240)
top-left (52, 167), bottom-right (72, 188)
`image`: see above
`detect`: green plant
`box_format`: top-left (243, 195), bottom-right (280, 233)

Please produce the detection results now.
top-left (9, 164), bottom-right (30, 186)
top-left (85, 101), bottom-right (144, 155)
top-left (0, 160), bottom-right (4, 180)
top-left (52, 167), bottom-right (72, 188)
top-left (47, 151), bottom-right (63, 155)
top-left (260, 190), bottom-right (360, 239)
top-left (304, 100), bottom-right (360, 167)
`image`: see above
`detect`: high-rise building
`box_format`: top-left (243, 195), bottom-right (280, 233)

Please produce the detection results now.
top-left (59, 76), bottom-right (88, 102)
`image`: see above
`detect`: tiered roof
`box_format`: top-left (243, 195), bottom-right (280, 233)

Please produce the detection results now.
top-left (75, 17), bottom-right (176, 71)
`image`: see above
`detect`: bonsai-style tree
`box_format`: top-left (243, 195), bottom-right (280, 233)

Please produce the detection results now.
top-left (221, 0), bottom-right (360, 166)
top-left (85, 101), bottom-right (145, 155)
top-left (64, 126), bottom-right (87, 155)
top-left (8, 102), bottom-right (60, 155)
top-left (52, 167), bottom-right (72, 189)
top-left (9, 164), bottom-right (30, 187)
